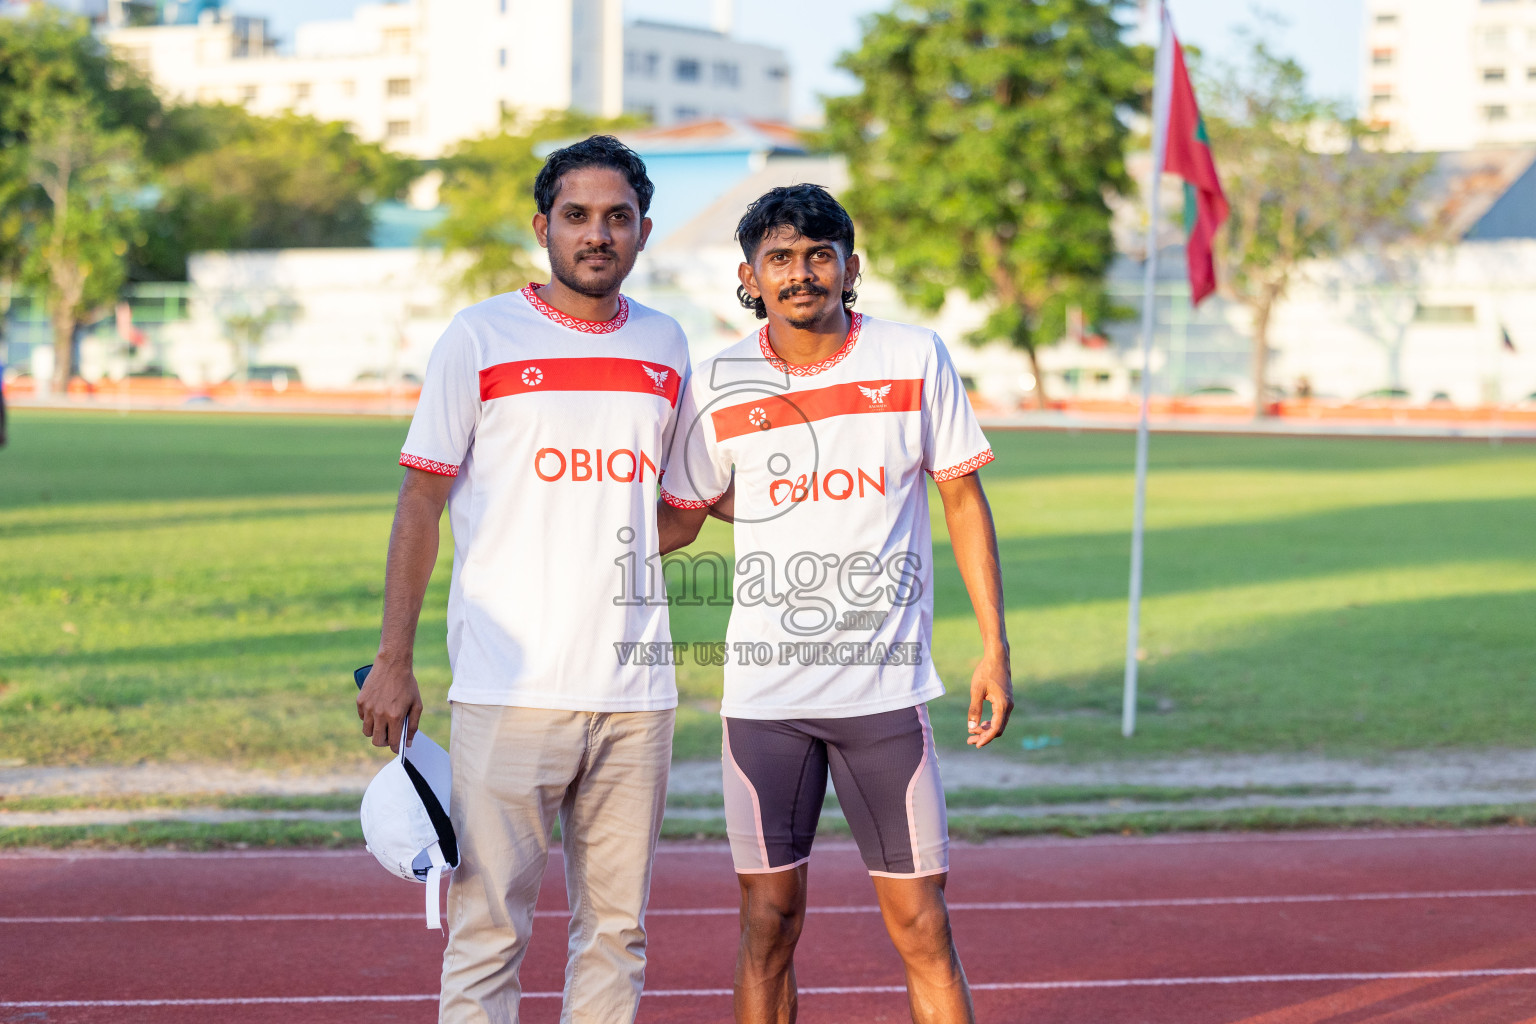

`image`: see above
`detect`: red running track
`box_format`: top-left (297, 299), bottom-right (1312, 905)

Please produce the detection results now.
top-left (5, 829), bottom-right (1536, 1023)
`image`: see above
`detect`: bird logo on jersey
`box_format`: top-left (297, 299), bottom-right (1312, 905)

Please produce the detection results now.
top-left (522, 366), bottom-right (544, 387)
top-left (643, 366), bottom-right (670, 391)
top-left (858, 384), bottom-right (893, 405)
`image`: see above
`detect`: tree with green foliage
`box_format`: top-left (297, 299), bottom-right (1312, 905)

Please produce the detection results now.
top-left (0, 8), bottom-right (161, 391)
top-left (824, 0), bottom-right (1147, 405)
top-left (23, 95), bottom-right (145, 393)
top-left (1202, 36), bottom-right (1434, 415)
top-left (430, 111), bottom-right (635, 300)
top-left (137, 108), bottom-right (418, 280)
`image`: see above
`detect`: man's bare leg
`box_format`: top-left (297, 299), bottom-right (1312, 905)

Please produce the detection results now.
top-left (735, 864), bottom-right (809, 1024)
top-left (871, 873), bottom-right (974, 1024)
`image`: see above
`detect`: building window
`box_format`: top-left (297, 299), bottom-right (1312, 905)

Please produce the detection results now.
top-left (498, 48), bottom-right (507, 68)
top-left (712, 60), bottom-right (739, 87)
top-left (1370, 87), bottom-right (1393, 105)
top-left (766, 66), bottom-right (788, 81)
top-left (500, 0), bottom-right (506, 11)
top-left (1527, 67), bottom-right (1536, 82)
top-left (387, 77), bottom-right (411, 97)
top-left (673, 105), bottom-right (699, 121)
top-left (238, 84), bottom-right (257, 103)
top-left (383, 27), bottom-right (412, 54)
top-left (674, 58), bottom-right (701, 82)
top-left (1479, 27), bottom-right (1508, 49)
top-left (292, 82), bottom-right (310, 101)
top-left (1374, 12), bottom-right (1397, 24)
top-left (1372, 48), bottom-right (1394, 67)
top-left (1484, 103), bottom-right (1509, 121)
top-left (1484, 67), bottom-right (1507, 83)
top-left (341, 79), bottom-right (356, 97)
top-left (626, 50), bottom-right (659, 77)
top-left (386, 120), bottom-right (412, 138)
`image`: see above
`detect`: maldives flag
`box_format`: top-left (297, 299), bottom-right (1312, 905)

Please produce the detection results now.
top-left (1158, 7), bottom-right (1228, 305)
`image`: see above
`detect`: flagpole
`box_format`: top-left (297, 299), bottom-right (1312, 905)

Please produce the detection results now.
top-left (1123, 0), bottom-right (1174, 739)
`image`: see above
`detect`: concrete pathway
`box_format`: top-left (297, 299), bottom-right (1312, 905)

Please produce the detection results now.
top-left (7, 749), bottom-right (1536, 829)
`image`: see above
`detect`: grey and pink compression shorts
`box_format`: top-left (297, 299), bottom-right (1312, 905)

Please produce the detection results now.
top-left (721, 704), bottom-right (949, 878)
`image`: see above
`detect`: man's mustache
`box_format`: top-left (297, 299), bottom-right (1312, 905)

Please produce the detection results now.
top-left (574, 247), bottom-right (615, 261)
top-left (778, 282), bottom-right (829, 300)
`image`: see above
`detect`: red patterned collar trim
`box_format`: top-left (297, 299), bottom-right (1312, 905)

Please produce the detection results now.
top-left (521, 283), bottom-right (629, 334)
top-left (758, 311), bottom-right (863, 377)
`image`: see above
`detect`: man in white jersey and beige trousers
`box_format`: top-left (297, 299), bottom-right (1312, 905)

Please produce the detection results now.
top-left (660, 184), bottom-right (1014, 1024)
top-left (357, 136), bottom-right (691, 1023)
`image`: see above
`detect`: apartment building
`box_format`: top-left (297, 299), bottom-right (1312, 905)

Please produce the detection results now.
top-left (92, 0), bottom-right (789, 157)
top-left (1365, 0), bottom-right (1536, 150)
top-left (622, 20), bottom-right (790, 126)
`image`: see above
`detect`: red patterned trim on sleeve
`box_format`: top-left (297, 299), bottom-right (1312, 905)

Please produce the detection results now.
top-left (400, 452), bottom-right (460, 477)
top-left (758, 312), bottom-right (862, 377)
top-left (521, 283), bottom-right (630, 334)
top-left (928, 449), bottom-right (995, 482)
top-left (660, 484), bottom-right (723, 510)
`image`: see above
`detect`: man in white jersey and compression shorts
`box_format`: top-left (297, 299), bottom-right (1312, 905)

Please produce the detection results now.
top-left (358, 136), bottom-right (690, 1023)
top-left (658, 184), bottom-right (1013, 1024)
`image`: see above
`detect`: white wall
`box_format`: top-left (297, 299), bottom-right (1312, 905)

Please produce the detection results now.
top-left (177, 248), bottom-right (470, 388)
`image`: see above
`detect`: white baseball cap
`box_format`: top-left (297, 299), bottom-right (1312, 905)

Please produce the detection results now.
top-left (360, 726), bottom-right (459, 929)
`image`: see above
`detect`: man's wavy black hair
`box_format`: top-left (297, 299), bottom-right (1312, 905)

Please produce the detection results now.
top-left (534, 135), bottom-right (654, 217)
top-left (735, 184), bottom-right (857, 319)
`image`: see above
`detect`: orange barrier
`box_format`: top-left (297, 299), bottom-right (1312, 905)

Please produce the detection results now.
top-left (1043, 396), bottom-right (1536, 428)
top-left (8, 377), bottom-right (1536, 428)
top-left (6, 376), bottom-right (423, 415)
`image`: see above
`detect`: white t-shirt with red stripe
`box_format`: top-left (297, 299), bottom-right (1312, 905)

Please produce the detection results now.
top-left (662, 313), bottom-right (994, 720)
top-left (401, 284), bottom-right (689, 711)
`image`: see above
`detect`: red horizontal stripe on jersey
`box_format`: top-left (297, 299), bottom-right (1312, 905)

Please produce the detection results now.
top-left (711, 379), bottom-right (922, 441)
top-left (479, 357), bottom-right (681, 406)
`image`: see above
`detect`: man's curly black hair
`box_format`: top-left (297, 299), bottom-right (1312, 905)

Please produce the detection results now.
top-left (534, 135), bottom-right (654, 217)
top-left (734, 184), bottom-right (858, 319)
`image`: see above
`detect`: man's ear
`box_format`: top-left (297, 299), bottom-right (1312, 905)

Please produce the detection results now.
top-left (844, 251), bottom-right (861, 284)
top-left (737, 261), bottom-right (761, 300)
top-left (638, 216), bottom-right (653, 252)
top-left (533, 212), bottom-right (549, 249)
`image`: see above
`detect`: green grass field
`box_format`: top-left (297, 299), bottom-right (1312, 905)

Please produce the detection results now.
top-left (2, 409), bottom-right (1534, 771)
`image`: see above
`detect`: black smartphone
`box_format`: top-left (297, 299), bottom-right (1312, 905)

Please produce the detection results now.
top-left (354, 664), bottom-right (372, 690)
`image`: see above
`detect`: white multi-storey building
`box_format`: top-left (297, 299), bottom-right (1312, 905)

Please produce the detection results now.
top-left (1364, 0), bottom-right (1536, 150)
top-left (104, 0), bottom-right (624, 158)
top-left (95, 0), bottom-right (788, 158)
top-left (622, 20), bottom-right (790, 126)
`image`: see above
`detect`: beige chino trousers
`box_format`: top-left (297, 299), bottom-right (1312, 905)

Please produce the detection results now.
top-left (439, 702), bottom-right (674, 1024)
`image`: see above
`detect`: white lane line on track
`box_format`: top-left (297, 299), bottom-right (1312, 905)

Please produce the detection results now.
top-left (7, 888), bottom-right (1536, 924)
top-left (8, 968), bottom-right (1536, 1007)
